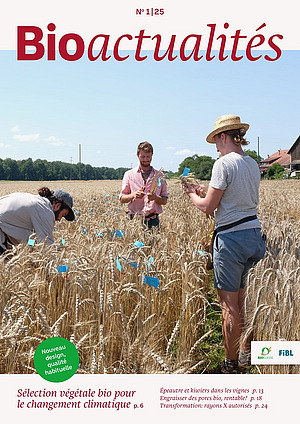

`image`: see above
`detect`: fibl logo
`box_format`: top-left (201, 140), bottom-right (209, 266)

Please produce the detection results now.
top-left (279, 350), bottom-right (294, 356)
top-left (258, 347), bottom-right (273, 359)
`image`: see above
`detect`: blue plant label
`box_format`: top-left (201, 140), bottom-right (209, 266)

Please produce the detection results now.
top-left (148, 256), bottom-right (154, 267)
top-left (116, 256), bottom-right (122, 271)
top-left (112, 230), bottom-right (124, 237)
top-left (143, 276), bottom-right (160, 288)
top-left (127, 258), bottom-right (138, 268)
top-left (58, 265), bottom-right (68, 273)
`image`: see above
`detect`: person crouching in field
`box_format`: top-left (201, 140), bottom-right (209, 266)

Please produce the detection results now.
top-left (119, 141), bottom-right (168, 229)
top-left (182, 115), bottom-right (266, 373)
top-left (0, 187), bottom-right (75, 254)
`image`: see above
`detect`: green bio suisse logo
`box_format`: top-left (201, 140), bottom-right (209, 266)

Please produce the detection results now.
top-left (34, 337), bottom-right (79, 382)
top-left (261, 347), bottom-right (271, 356)
top-left (258, 346), bottom-right (273, 360)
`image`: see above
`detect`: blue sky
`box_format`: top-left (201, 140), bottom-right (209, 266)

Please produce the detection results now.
top-left (0, 50), bottom-right (299, 172)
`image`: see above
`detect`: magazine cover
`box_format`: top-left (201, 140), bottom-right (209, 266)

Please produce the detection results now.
top-left (0, 1), bottom-right (299, 423)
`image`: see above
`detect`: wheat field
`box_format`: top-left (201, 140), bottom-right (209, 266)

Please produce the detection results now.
top-left (244, 179), bottom-right (300, 374)
top-left (0, 179), bottom-right (299, 374)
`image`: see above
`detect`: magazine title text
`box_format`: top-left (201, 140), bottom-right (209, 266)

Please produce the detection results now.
top-left (17, 23), bottom-right (283, 62)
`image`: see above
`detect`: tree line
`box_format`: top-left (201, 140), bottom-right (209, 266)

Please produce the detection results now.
top-left (0, 150), bottom-right (263, 181)
top-left (0, 158), bottom-right (129, 181)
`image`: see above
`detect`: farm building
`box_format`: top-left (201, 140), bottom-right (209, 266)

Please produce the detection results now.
top-left (259, 149), bottom-right (290, 175)
top-left (288, 136), bottom-right (300, 177)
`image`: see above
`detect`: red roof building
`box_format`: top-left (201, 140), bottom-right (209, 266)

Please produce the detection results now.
top-left (259, 149), bottom-right (290, 175)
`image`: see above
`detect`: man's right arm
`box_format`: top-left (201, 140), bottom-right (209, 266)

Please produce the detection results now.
top-left (120, 193), bottom-right (135, 204)
top-left (120, 188), bottom-right (145, 204)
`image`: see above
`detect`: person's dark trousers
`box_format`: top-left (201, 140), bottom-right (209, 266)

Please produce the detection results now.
top-left (144, 216), bottom-right (160, 230)
top-left (129, 213), bottom-right (160, 230)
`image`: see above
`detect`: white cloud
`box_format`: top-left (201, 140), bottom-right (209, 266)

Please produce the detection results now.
top-left (13, 133), bottom-right (40, 142)
top-left (198, 151), bottom-right (211, 157)
top-left (11, 125), bottom-right (21, 133)
top-left (0, 143), bottom-right (10, 148)
top-left (44, 136), bottom-right (65, 146)
top-left (166, 146), bottom-right (176, 150)
top-left (174, 149), bottom-right (196, 156)
top-left (50, 141), bottom-right (65, 147)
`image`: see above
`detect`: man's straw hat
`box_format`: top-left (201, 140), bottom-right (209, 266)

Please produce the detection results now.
top-left (206, 115), bottom-right (249, 143)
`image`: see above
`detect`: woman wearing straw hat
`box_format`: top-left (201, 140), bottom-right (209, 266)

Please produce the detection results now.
top-left (183, 114), bottom-right (266, 373)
